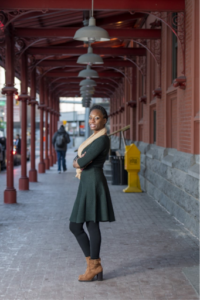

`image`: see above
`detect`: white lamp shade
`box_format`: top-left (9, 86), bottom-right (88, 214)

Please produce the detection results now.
top-left (77, 46), bottom-right (103, 65)
top-left (82, 97), bottom-right (91, 101)
top-left (79, 78), bottom-right (96, 87)
top-left (74, 17), bottom-right (110, 42)
top-left (78, 65), bottom-right (99, 78)
top-left (80, 86), bottom-right (95, 92)
top-left (80, 90), bottom-right (95, 95)
top-left (82, 99), bottom-right (91, 103)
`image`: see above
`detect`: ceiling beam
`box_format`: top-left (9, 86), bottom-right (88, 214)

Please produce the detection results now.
top-left (15, 28), bottom-right (161, 39)
top-left (59, 93), bottom-right (111, 98)
top-left (46, 71), bottom-right (123, 77)
top-left (55, 89), bottom-right (114, 95)
top-left (28, 47), bottom-right (146, 56)
top-left (53, 84), bottom-right (115, 91)
top-left (38, 60), bottom-right (137, 68)
top-left (70, 12), bottom-right (146, 28)
top-left (50, 78), bottom-right (121, 86)
top-left (95, 12), bottom-right (145, 26)
top-left (0, 0), bottom-right (185, 11)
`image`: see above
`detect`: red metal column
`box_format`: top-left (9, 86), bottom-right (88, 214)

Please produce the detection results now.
top-left (29, 69), bottom-right (38, 182)
top-left (54, 99), bottom-right (59, 164)
top-left (1, 25), bottom-right (17, 203)
top-left (38, 78), bottom-right (46, 173)
top-left (49, 94), bottom-right (53, 167)
top-left (52, 96), bottom-right (57, 164)
top-left (19, 53), bottom-right (29, 190)
top-left (44, 83), bottom-right (50, 170)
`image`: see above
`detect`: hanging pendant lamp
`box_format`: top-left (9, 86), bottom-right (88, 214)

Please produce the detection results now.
top-left (77, 46), bottom-right (103, 65)
top-left (82, 101), bottom-right (91, 108)
top-left (82, 97), bottom-right (91, 102)
top-left (82, 97), bottom-right (91, 101)
top-left (82, 99), bottom-right (91, 104)
top-left (73, 0), bottom-right (110, 42)
top-left (79, 78), bottom-right (96, 87)
top-left (78, 65), bottom-right (99, 78)
top-left (80, 86), bottom-right (95, 92)
top-left (80, 90), bottom-right (95, 95)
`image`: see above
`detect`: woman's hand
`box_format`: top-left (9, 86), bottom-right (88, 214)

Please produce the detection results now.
top-left (73, 160), bottom-right (80, 169)
top-left (80, 152), bottom-right (86, 158)
top-left (73, 152), bottom-right (86, 169)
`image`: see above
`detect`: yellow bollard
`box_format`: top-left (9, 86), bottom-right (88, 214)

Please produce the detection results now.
top-left (123, 144), bottom-right (142, 193)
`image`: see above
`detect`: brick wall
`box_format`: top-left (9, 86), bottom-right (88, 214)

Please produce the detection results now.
top-left (110, 0), bottom-right (199, 155)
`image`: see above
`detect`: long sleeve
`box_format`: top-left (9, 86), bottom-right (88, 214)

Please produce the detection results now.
top-left (77, 136), bottom-right (108, 168)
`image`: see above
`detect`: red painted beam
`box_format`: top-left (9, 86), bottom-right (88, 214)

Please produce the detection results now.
top-left (96, 12), bottom-right (145, 26)
top-left (0, 0), bottom-right (185, 11)
top-left (47, 72), bottom-right (123, 78)
top-left (15, 28), bottom-right (161, 39)
top-left (28, 47), bottom-right (146, 56)
top-left (38, 60), bottom-right (136, 67)
top-left (59, 93), bottom-right (111, 97)
top-left (50, 78), bottom-right (121, 86)
top-left (53, 85), bottom-right (115, 92)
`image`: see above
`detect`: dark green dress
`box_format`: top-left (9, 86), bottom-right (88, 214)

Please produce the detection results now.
top-left (70, 135), bottom-right (115, 223)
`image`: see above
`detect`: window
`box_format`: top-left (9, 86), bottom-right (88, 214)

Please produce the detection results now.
top-left (172, 13), bottom-right (177, 81)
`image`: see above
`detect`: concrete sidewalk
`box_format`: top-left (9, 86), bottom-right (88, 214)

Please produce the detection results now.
top-left (0, 149), bottom-right (199, 300)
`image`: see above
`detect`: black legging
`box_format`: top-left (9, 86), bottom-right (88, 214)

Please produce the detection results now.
top-left (69, 221), bottom-right (101, 259)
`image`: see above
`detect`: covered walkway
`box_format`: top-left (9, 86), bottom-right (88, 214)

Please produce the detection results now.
top-left (0, 149), bottom-right (198, 300)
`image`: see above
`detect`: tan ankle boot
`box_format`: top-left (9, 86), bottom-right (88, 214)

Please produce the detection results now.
top-left (79, 256), bottom-right (90, 280)
top-left (78, 258), bottom-right (103, 282)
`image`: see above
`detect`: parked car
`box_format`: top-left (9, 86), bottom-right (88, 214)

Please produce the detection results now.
top-left (0, 137), bottom-right (6, 170)
top-left (13, 139), bottom-right (30, 165)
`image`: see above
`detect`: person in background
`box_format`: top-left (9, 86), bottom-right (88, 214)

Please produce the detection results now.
top-left (0, 137), bottom-right (6, 170)
top-left (52, 125), bottom-right (70, 173)
top-left (15, 134), bottom-right (21, 155)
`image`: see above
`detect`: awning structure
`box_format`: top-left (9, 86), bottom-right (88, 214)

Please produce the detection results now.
top-left (0, 0), bottom-right (185, 204)
top-left (0, 0), bottom-right (184, 98)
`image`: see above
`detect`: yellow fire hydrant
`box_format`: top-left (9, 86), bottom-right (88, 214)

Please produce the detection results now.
top-left (123, 144), bottom-right (142, 193)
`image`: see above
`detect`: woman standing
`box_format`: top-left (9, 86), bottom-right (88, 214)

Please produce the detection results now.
top-left (70, 105), bottom-right (115, 282)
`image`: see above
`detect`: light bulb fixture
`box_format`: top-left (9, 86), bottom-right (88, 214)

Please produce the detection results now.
top-left (77, 46), bottom-right (103, 65)
top-left (78, 65), bottom-right (99, 78)
top-left (79, 78), bottom-right (96, 87)
top-left (73, 0), bottom-right (110, 42)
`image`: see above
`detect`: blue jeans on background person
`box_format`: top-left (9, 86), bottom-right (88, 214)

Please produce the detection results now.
top-left (56, 150), bottom-right (67, 172)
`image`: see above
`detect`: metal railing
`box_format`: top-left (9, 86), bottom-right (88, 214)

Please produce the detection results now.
top-left (108, 125), bottom-right (130, 149)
